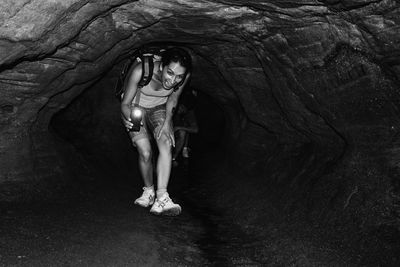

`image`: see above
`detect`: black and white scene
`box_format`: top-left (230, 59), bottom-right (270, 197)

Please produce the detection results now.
top-left (0, 0), bottom-right (399, 266)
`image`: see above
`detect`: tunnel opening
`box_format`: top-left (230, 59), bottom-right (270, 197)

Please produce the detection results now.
top-left (0, 1), bottom-right (399, 262)
top-left (49, 50), bottom-right (227, 184)
top-left (21, 39), bottom-right (400, 265)
top-left (45, 44), bottom-right (360, 265)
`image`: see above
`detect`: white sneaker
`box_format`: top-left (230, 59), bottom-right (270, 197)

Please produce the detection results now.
top-left (150, 193), bottom-right (182, 216)
top-left (134, 187), bottom-right (155, 208)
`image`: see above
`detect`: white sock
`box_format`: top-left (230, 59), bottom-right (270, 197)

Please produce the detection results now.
top-left (156, 189), bottom-right (167, 199)
top-left (144, 185), bottom-right (154, 192)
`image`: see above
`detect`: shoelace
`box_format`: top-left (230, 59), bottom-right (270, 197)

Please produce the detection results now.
top-left (139, 189), bottom-right (154, 202)
top-left (156, 197), bottom-right (170, 208)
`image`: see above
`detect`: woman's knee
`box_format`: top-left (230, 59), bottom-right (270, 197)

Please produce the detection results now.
top-left (157, 136), bottom-right (172, 153)
top-left (138, 149), bottom-right (152, 162)
top-left (135, 140), bottom-right (152, 162)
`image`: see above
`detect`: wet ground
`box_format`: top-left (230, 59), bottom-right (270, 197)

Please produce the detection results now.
top-left (0, 151), bottom-right (362, 267)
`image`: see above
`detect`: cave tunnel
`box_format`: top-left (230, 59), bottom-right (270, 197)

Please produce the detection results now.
top-left (1, 0), bottom-right (400, 266)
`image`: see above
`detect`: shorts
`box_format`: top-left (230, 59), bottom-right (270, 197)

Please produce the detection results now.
top-left (129, 104), bottom-right (166, 144)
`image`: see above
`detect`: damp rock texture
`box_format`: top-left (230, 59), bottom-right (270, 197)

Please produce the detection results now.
top-left (0, 0), bottom-right (400, 262)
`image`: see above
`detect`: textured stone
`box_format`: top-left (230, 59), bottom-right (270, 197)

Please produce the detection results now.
top-left (0, 0), bottom-right (399, 259)
top-left (0, 0), bottom-right (397, 165)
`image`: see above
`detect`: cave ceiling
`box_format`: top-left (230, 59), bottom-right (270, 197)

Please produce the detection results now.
top-left (0, 0), bottom-right (399, 182)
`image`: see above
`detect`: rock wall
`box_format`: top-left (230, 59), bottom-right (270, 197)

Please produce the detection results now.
top-left (1, 0), bottom-right (399, 260)
top-left (0, 1), bottom-right (400, 243)
top-left (1, 0), bottom-right (399, 183)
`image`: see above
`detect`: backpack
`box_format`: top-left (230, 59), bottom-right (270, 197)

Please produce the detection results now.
top-left (114, 46), bottom-right (163, 101)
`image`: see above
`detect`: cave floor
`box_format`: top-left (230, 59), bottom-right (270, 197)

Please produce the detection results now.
top-left (0, 152), bottom-right (359, 267)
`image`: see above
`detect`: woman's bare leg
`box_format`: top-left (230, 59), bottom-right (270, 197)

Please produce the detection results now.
top-left (134, 138), bottom-right (154, 187)
top-left (155, 133), bottom-right (172, 195)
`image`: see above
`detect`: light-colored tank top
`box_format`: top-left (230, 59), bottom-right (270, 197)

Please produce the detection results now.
top-left (131, 59), bottom-right (174, 108)
top-left (133, 83), bottom-right (173, 108)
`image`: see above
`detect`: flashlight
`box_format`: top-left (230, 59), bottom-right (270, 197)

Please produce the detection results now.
top-left (132, 108), bottom-right (142, 118)
top-left (130, 105), bottom-right (143, 132)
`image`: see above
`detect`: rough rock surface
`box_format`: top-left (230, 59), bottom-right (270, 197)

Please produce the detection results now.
top-left (0, 0), bottom-right (400, 263)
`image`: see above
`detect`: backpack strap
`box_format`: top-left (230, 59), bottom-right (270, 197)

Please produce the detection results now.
top-left (115, 48), bottom-right (157, 102)
top-left (138, 55), bottom-right (154, 88)
top-left (133, 55), bottom-right (154, 107)
top-left (134, 55), bottom-right (154, 107)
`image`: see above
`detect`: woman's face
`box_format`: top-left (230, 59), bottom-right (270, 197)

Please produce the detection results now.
top-left (161, 61), bottom-right (186, 90)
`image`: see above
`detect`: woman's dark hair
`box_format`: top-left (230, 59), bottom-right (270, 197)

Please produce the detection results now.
top-left (161, 47), bottom-right (192, 74)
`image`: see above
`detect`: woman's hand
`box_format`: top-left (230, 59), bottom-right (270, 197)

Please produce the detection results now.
top-left (157, 121), bottom-right (175, 147)
top-left (121, 113), bottom-right (133, 131)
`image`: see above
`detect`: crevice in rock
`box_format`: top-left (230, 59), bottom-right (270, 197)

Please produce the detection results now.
top-left (1, 1), bottom-right (400, 265)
